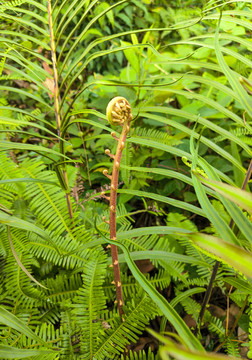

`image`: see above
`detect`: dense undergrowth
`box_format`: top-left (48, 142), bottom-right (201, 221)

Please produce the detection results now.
top-left (0, 0), bottom-right (252, 359)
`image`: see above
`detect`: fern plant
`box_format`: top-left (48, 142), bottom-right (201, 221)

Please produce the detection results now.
top-left (0, 0), bottom-right (252, 359)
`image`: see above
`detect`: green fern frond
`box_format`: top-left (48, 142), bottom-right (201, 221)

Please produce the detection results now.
top-left (180, 297), bottom-right (201, 323)
top-left (0, 152), bottom-right (24, 206)
top-left (72, 251), bottom-right (108, 360)
top-left (184, 277), bottom-right (209, 287)
top-left (207, 316), bottom-right (225, 338)
top-left (17, 108), bottom-right (42, 123)
top-left (0, 48), bottom-right (9, 77)
top-left (2, 249), bottom-right (43, 307)
top-left (215, 126), bottom-right (252, 144)
top-left (98, 204), bottom-right (133, 233)
top-left (21, 159), bottom-right (87, 242)
top-left (93, 293), bottom-right (158, 360)
top-left (117, 229), bottom-right (189, 283)
top-left (238, 135), bottom-right (252, 146)
top-left (104, 270), bottom-right (171, 301)
top-left (122, 348), bottom-right (159, 360)
top-left (121, 142), bottom-right (132, 187)
top-left (0, 97), bottom-right (12, 119)
top-left (230, 289), bottom-right (248, 309)
top-left (28, 231), bottom-right (92, 269)
top-left (223, 339), bottom-right (240, 357)
top-left (0, 73), bottom-right (29, 81)
top-left (45, 273), bottom-right (83, 305)
top-left (23, 163), bottom-right (74, 237)
top-left (39, 305), bottom-right (61, 325)
top-left (60, 310), bottom-right (78, 359)
top-left (133, 126), bottom-right (180, 146)
top-left (0, 0), bottom-right (25, 10)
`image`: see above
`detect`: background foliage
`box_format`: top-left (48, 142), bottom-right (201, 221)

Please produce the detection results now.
top-left (0, 0), bottom-right (252, 359)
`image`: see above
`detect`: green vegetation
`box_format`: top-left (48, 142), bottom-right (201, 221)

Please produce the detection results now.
top-left (0, 0), bottom-right (252, 359)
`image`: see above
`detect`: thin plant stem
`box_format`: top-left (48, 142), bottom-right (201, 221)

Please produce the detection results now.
top-left (48, 0), bottom-right (61, 136)
top-left (103, 97), bottom-right (133, 317)
top-left (229, 295), bottom-right (248, 338)
top-left (48, 0), bottom-right (73, 219)
top-left (196, 159), bottom-right (252, 334)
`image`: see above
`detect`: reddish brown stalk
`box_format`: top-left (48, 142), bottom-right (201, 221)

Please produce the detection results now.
top-left (103, 97), bottom-right (133, 317)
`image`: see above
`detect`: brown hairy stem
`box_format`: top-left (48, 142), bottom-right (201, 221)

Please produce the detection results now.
top-left (104, 97), bottom-right (133, 317)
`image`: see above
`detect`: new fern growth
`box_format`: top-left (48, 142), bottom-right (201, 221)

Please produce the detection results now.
top-left (102, 97), bottom-right (133, 317)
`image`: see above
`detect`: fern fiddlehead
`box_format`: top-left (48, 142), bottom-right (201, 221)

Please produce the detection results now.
top-left (102, 97), bottom-right (133, 316)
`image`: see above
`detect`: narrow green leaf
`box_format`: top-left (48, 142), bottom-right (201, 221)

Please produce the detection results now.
top-left (141, 105), bottom-right (250, 156)
top-left (0, 86), bottom-right (52, 109)
top-left (224, 277), bottom-right (252, 294)
top-left (170, 288), bottom-right (206, 308)
top-left (0, 178), bottom-right (60, 187)
top-left (0, 117), bottom-right (65, 141)
top-left (155, 333), bottom-right (237, 360)
top-left (116, 250), bottom-right (209, 268)
top-left (189, 233), bottom-right (252, 278)
top-left (117, 189), bottom-right (205, 217)
top-left (0, 345), bottom-right (56, 359)
top-left (0, 13), bottom-right (48, 36)
top-left (168, 39), bottom-right (252, 69)
top-left (58, 0), bottom-right (127, 71)
top-left (0, 212), bottom-right (54, 245)
top-left (0, 140), bottom-right (71, 160)
top-left (190, 137), bottom-right (240, 246)
top-left (0, 107), bottom-right (56, 128)
top-left (1, 6), bottom-right (48, 24)
top-left (193, 158), bottom-right (252, 243)
top-left (7, 227), bottom-right (47, 289)
top-left (215, 13), bottom-right (252, 118)
top-left (141, 112), bottom-right (245, 172)
top-left (195, 175), bottom-right (252, 214)
top-left (0, 307), bottom-right (47, 344)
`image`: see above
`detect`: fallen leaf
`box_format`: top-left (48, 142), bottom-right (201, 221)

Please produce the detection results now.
top-left (135, 259), bottom-right (154, 273)
top-left (43, 77), bottom-right (54, 99)
top-left (42, 61), bottom-right (53, 75)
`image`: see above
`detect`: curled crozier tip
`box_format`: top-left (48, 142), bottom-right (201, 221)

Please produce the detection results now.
top-left (106, 97), bottom-right (132, 126)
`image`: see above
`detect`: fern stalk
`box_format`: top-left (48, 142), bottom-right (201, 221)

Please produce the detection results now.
top-left (48, 0), bottom-right (73, 219)
top-left (102, 97), bottom-right (133, 316)
top-left (48, 0), bottom-right (61, 135)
